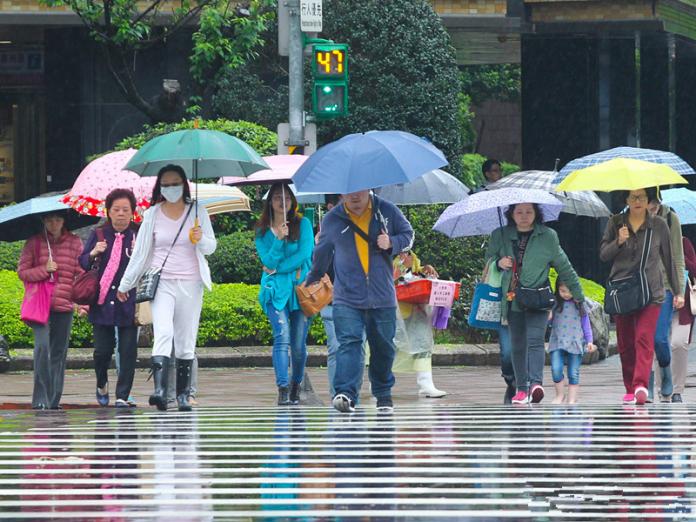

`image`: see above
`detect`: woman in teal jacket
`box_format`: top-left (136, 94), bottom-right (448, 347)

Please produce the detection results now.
top-left (255, 183), bottom-right (314, 406)
top-left (486, 203), bottom-right (584, 405)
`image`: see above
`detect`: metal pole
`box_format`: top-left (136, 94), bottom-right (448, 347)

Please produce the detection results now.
top-left (287, 0), bottom-right (305, 148)
top-left (634, 30), bottom-right (642, 148)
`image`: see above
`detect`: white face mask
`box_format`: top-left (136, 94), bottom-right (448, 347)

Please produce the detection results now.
top-left (160, 185), bottom-right (184, 203)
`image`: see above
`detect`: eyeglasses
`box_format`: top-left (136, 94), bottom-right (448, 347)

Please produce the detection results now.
top-left (628, 195), bottom-right (648, 202)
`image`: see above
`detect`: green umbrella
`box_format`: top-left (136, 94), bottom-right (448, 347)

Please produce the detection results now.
top-left (124, 129), bottom-right (269, 179)
top-left (124, 129), bottom-right (269, 228)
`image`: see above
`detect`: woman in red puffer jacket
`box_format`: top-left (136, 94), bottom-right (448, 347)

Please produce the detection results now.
top-left (17, 212), bottom-right (84, 410)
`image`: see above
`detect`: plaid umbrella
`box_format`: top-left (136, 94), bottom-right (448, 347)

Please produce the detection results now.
top-left (489, 170), bottom-right (611, 218)
top-left (554, 146), bottom-right (695, 185)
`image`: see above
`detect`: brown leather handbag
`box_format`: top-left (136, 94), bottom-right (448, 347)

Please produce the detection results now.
top-left (295, 274), bottom-right (333, 317)
top-left (72, 228), bottom-right (105, 305)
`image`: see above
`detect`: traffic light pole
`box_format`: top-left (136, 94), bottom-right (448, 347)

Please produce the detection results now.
top-left (287, 0), bottom-right (305, 151)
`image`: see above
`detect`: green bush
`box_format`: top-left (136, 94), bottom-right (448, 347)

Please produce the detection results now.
top-left (460, 153), bottom-right (519, 191)
top-left (0, 270), bottom-right (93, 348)
top-left (0, 241), bottom-right (24, 271)
top-left (208, 231), bottom-right (263, 285)
top-left (87, 118), bottom-right (277, 161)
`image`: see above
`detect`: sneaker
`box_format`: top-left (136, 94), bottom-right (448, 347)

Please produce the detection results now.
top-left (114, 399), bottom-right (129, 408)
top-left (126, 396), bottom-right (137, 407)
top-left (376, 396), bottom-right (394, 413)
top-left (634, 387), bottom-right (649, 405)
top-left (672, 393), bottom-right (683, 403)
top-left (511, 391), bottom-right (529, 404)
top-left (188, 397), bottom-right (198, 406)
top-left (96, 385), bottom-right (109, 407)
top-left (530, 385), bottom-right (545, 404)
top-left (622, 393), bottom-right (636, 404)
top-left (660, 395), bottom-right (672, 403)
top-left (332, 393), bottom-right (355, 413)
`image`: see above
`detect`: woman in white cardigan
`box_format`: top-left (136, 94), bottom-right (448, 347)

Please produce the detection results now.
top-left (118, 165), bottom-right (216, 411)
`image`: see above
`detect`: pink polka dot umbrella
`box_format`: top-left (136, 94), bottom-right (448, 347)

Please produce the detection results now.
top-left (61, 149), bottom-right (158, 223)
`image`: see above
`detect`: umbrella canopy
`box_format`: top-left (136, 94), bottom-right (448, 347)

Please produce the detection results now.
top-left (219, 155), bottom-right (308, 186)
top-left (554, 146), bottom-right (695, 185)
top-left (192, 184), bottom-right (250, 216)
top-left (488, 170), bottom-right (611, 218)
top-left (433, 188), bottom-right (563, 238)
top-left (556, 158), bottom-right (688, 192)
top-left (124, 129), bottom-right (269, 179)
top-left (62, 149), bottom-right (157, 222)
top-left (0, 193), bottom-right (100, 242)
top-left (292, 130), bottom-right (448, 193)
top-left (659, 188), bottom-right (696, 225)
top-left (374, 169), bottom-right (469, 205)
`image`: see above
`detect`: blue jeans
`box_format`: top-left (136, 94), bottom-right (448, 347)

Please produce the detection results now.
top-left (654, 291), bottom-right (673, 368)
top-left (550, 350), bottom-right (583, 385)
top-left (498, 325), bottom-right (514, 386)
top-left (322, 304), bottom-right (365, 399)
top-left (266, 301), bottom-right (310, 388)
top-left (333, 305), bottom-right (396, 402)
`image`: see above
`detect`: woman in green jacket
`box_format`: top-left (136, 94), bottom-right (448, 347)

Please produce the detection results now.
top-left (486, 203), bottom-right (584, 404)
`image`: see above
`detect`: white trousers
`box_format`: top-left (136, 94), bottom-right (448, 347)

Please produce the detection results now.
top-left (151, 279), bottom-right (204, 360)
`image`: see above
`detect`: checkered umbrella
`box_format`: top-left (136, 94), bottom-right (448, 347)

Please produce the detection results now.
top-left (488, 170), bottom-right (611, 218)
top-left (554, 146), bottom-right (695, 185)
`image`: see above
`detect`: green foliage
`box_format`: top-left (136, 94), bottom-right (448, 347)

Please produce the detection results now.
top-left (460, 64), bottom-right (521, 105)
top-left (458, 93), bottom-right (477, 153)
top-left (0, 241), bottom-right (24, 271)
top-left (315, 0), bottom-right (463, 176)
top-left (190, 1), bottom-right (275, 85)
top-left (0, 270), bottom-right (93, 348)
top-left (111, 118), bottom-right (277, 157)
top-left (460, 153), bottom-right (519, 190)
top-left (208, 231), bottom-right (263, 284)
top-left (549, 269), bottom-right (605, 305)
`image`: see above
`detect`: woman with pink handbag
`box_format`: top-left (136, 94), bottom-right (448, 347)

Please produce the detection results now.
top-left (17, 212), bottom-right (84, 410)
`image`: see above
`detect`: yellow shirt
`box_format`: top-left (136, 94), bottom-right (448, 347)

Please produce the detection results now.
top-left (345, 200), bottom-right (372, 275)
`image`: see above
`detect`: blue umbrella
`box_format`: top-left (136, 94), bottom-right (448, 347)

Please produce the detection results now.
top-left (660, 188), bottom-right (696, 225)
top-left (0, 193), bottom-right (100, 242)
top-left (433, 188), bottom-right (563, 238)
top-left (292, 130), bottom-right (448, 194)
top-left (554, 146), bottom-right (695, 185)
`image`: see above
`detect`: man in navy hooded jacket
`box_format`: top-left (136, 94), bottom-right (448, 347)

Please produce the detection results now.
top-left (306, 190), bottom-right (414, 413)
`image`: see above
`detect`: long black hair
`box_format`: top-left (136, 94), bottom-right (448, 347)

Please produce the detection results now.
top-left (150, 164), bottom-right (192, 204)
top-left (255, 182), bottom-right (302, 241)
top-left (553, 279), bottom-right (587, 317)
top-left (505, 203), bottom-right (545, 226)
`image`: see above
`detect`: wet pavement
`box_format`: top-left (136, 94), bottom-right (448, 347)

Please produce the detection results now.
top-left (1, 357), bottom-right (695, 519)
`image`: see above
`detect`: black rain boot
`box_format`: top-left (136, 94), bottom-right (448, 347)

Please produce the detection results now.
top-left (148, 356), bottom-right (169, 411)
top-left (278, 386), bottom-right (290, 406)
top-left (289, 382), bottom-right (301, 405)
top-left (176, 359), bottom-right (194, 412)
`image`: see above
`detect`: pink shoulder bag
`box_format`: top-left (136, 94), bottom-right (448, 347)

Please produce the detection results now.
top-left (20, 235), bottom-right (56, 325)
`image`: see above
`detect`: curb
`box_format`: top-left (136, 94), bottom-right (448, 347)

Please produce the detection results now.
top-left (5, 343), bottom-right (618, 372)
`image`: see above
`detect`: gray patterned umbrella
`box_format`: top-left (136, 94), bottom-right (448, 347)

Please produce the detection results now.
top-left (488, 170), bottom-right (611, 218)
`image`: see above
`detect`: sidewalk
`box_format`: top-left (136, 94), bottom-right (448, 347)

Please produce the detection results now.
top-left (5, 343), bottom-right (618, 371)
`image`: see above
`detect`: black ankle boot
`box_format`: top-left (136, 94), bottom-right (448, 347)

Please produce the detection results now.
top-left (278, 386), bottom-right (290, 405)
top-left (289, 382), bottom-right (301, 405)
top-left (148, 356), bottom-right (169, 411)
top-left (176, 359), bottom-right (194, 412)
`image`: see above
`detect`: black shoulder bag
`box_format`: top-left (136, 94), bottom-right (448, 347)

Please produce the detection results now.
top-left (511, 232), bottom-right (555, 311)
top-left (604, 225), bottom-right (653, 315)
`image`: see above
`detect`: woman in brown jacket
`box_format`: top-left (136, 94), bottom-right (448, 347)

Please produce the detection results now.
top-left (18, 212), bottom-right (84, 410)
top-left (599, 188), bottom-right (684, 406)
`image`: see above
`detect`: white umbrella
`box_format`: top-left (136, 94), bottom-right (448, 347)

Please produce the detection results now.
top-left (374, 169), bottom-right (469, 205)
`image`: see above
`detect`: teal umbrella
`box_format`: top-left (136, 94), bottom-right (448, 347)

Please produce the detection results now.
top-left (124, 129), bottom-right (269, 223)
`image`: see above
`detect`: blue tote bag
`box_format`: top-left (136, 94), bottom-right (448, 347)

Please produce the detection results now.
top-left (468, 259), bottom-right (502, 330)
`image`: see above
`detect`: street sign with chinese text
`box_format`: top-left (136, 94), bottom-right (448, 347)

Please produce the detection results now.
top-left (300, 0), bottom-right (322, 32)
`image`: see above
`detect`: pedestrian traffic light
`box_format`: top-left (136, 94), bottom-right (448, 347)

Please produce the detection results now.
top-left (311, 43), bottom-right (348, 118)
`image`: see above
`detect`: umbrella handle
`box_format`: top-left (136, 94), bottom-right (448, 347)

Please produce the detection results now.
top-left (189, 216), bottom-right (200, 245)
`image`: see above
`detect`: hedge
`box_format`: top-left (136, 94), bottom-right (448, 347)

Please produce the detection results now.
top-left (0, 271), bottom-right (325, 349)
top-left (208, 231), bottom-right (262, 285)
top-left (0, 241), bottom-right (23, 271)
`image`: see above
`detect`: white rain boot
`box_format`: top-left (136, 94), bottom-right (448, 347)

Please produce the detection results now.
top-left (417, 371), bottom-right (447, 398)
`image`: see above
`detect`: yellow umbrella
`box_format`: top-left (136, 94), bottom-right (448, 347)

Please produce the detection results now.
top-left (556, 157), bottom-right (688, 192)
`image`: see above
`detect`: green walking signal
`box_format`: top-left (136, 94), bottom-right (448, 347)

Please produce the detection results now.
top-left (311, 43), bottom-right (348, 119)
